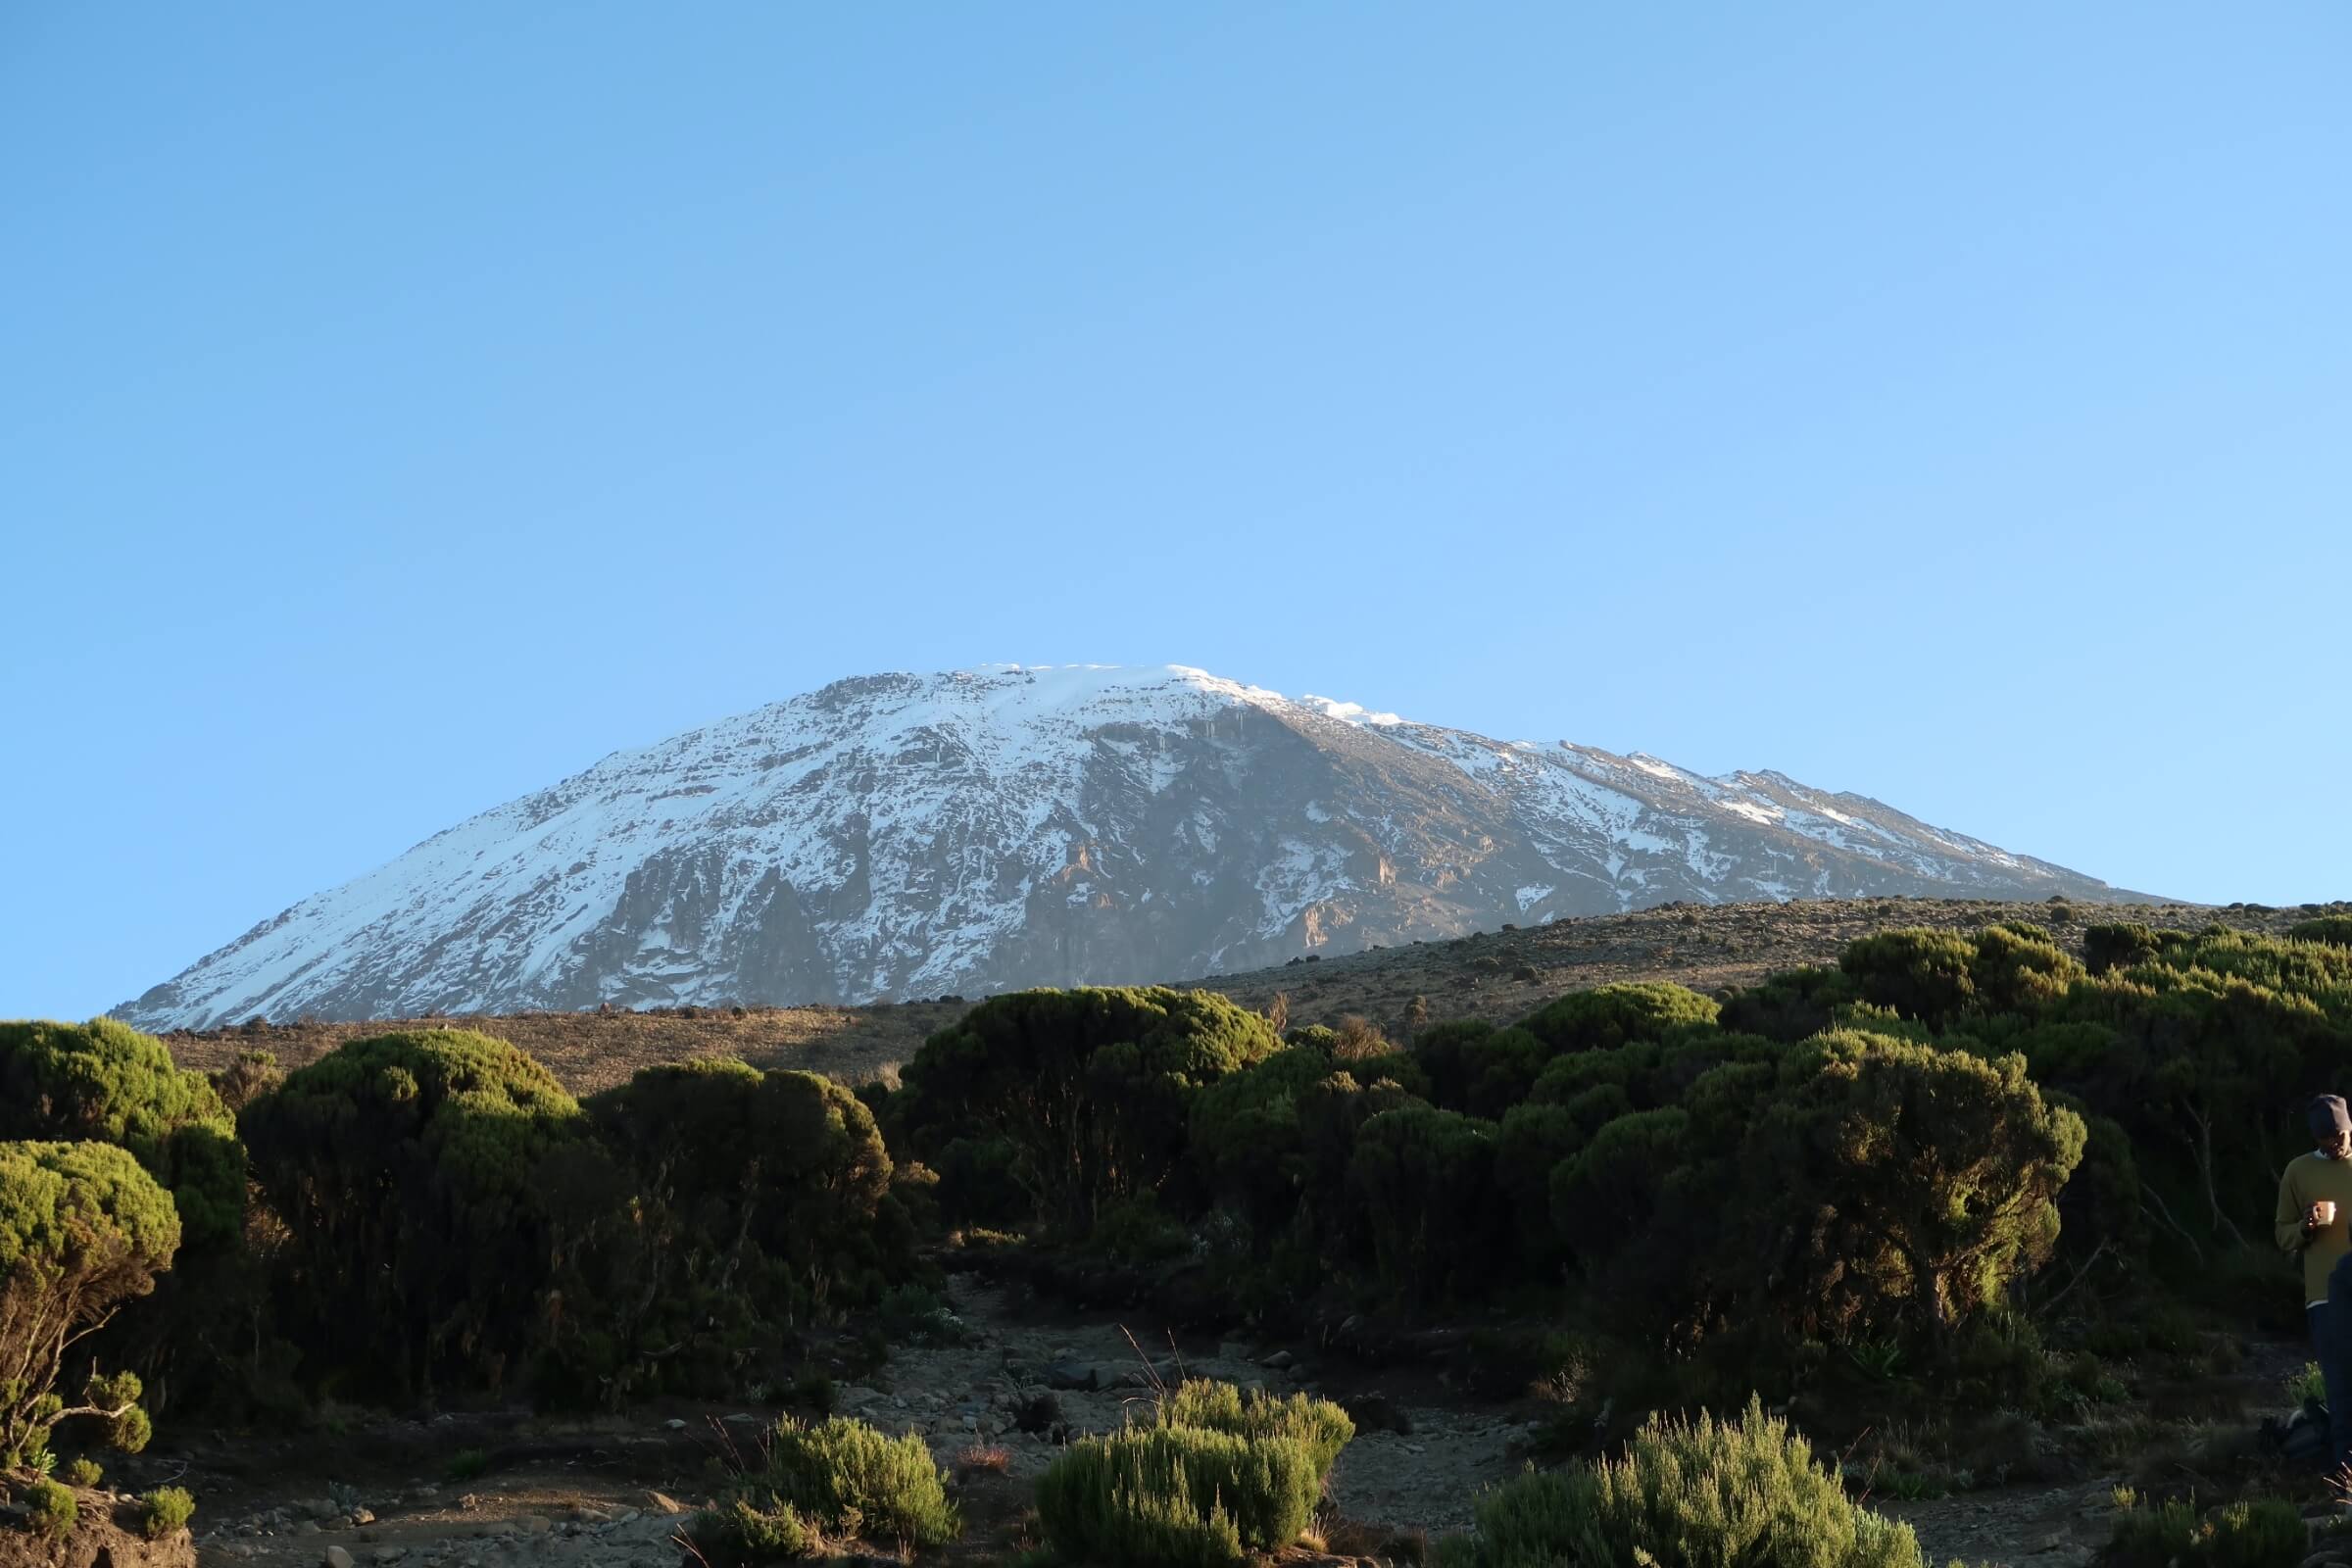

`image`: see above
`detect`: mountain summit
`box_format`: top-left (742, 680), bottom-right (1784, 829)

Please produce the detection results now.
top-left (117, 663), bottom-right (2142, 1029)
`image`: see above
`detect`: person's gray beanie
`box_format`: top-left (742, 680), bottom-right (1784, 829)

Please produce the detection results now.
top-left (2312, 1095), bottom-right (2350, 1141)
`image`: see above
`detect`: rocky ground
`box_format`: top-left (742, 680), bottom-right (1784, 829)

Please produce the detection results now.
top-left (71, 1269), bottom-right (2326, 1568)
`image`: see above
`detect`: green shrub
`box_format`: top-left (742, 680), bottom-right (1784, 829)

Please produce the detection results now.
top-left (897, 988), bottom-right (1280, 1235)
top-left (2103, 1491), bottom-right (2306, 1568)
top-left (1348, 1106), bottom-right (1501, 1307)
top-left (24, 1478), bottom-right (76, 1541)
top-left (60, 1457), bottom-right (100, 1488)
top-left (241, 1029), bottom-right (587, 1397)
top-left (568, 1059), bottom-right (916, 1399)
top-left (1493, 1103), bottom-right (1582, 1272)
top-left (140, 1486), bottom-right (196, 1540)
top-left (1517, 983), bottom-right (1720, 1056)
top-left (1036, 1426), bottom-right (1316, 1565)
top-left (1157, 1379), bottom-right (1354, 1477)
top-left (1745, 1033), bottom-right (2085, 1342)
top-left (1838, 930), bottom-right (1984, 1029)
top-left (692, 1415), bottom-right (958, 1560)
top-left (0, 1141), bottom-right (179, 1469)
top-left (1718, 966), bottom-right (1854, 1043)
top-left (877, 1283), bottom-right (966, 1344)
top-left (0, 1019), bottom-right (243, 1249)
top-left (2082, 922), bottom-right (2168, 975)
top-left (446, 1447), bottom-right (489, 1482)
top-left (2290, 915), bottom-right (2352, 949)
top-left (1436, 1396), bottom-right (1923, 1567)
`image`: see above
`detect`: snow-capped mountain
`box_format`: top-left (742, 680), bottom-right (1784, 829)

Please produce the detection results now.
top-left (116, 664), bottom-right (2144, 1029)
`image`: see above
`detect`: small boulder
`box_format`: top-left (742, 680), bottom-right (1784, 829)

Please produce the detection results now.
top-left (1044, 1361), bottom-right (1098, 1392)
top-left (325, 1548), bottom-right (357, 1568)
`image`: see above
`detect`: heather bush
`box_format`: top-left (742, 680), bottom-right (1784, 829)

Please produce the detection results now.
top-left (0, 1141), bottom-right (178, 1471)
top-left (2290, 914), bottom-right (2352, 949)
top-left (240, 1029), bottom-right (587, 1396)
top-left (1033, 1377), bottom-right (1349, 1567)
top-left (689, 1415), bottom-right (958, 1560)
top-left (0, 1020), bottom-right (241, 1249)
top-left (1516, 982), bottom-right (1721, 1056)
top-left (1348, 1105), bottom-right (1502, 1307)
top-left (1838, 930), bottom-right (1984, 1029)
top-left (2102, 1491), bottom-right (2305, 1568)
top-left (23, 1478), bottom-right (75, 1541)
top-left (1746, 1033), bottom-right (2084, 1341)
top-left (1435, 1396), bottom-right (1924, 1568)
top-left (896, 988), bottom-right (1279, 1235)
top-left (1157, 1379), bottom-right (1354, 1476)
top-left (1037, 1427), bottom-right (1319, 1565)
top-left (141, 1485), bottom-right (196, 1539)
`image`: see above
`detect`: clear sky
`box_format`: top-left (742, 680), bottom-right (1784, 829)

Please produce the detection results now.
top-left (5, 4), bottom-right (2347, 1020)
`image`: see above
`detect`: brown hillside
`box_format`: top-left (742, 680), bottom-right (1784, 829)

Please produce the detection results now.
top-left (159, 894), bottom-right (2341, 1094)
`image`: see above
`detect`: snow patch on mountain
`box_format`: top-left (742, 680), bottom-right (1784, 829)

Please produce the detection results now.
top-left (116, 663), bottom-right (2146, 1030)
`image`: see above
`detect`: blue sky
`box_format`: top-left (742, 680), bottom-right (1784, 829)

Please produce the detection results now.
top-left (5, 3), bottom-right (2347, 1020)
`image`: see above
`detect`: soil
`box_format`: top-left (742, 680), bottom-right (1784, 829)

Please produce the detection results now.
top-left (83, 1269), bottom-right (2322, 1568)
top-left (0, 1490), bottom-right (194, 1568)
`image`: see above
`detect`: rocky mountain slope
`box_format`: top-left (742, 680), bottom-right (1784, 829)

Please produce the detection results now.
top-left (117, 664), bottom-right (2152, 1029)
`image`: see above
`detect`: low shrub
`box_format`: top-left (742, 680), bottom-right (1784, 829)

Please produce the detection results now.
top-left (61, 1458), bottom-right (101, 1488)
top-left (141, 1487), bottom-right (196, 1540)
top-left (1033, 1378), bottom-right (1351, 1567)
top-left (1035, 1426), bottom-right (1316, 1566)
top-left (1435, 1396), bottom-right (1923, 1568)
top-left (2288, 915), bottom-right (2352, 949)
top-left (877, 1283), bottom-right (966, 1345)
top-left (2103, 1490), bottom-right (2306, 1567)
top-left (24, 1479), bottom-right (76, 1541)
top-left (690, 1416), bottom-right (958, 1560)
top-left (446, 1447), bottom-right (489, 1482)
top-left (1158, 1379), bottom-right (1354, 1477)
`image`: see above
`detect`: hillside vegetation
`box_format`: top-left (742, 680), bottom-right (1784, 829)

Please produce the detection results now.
top-left (8, 894), bottom-right (2352, 1566)
top-left (154, 895), bottom-right (2324, 1092)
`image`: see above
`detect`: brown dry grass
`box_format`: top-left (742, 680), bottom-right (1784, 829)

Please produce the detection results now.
top-left (161, 999), bottom-right (966, 1096)
top-left (159, 896), bottom-right (2338, 1092)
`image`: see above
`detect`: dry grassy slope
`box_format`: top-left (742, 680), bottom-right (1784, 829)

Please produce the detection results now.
top-left (161, 895), bottom-right (2343, 1094)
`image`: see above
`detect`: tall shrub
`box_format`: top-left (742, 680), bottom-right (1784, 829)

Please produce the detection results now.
top-left (241, 1029), bottom-right (585, 1396)
top-left (0, 1141), bottom-right (180, 1470)
top-left (896, 988), bottom-right (1279, 1235)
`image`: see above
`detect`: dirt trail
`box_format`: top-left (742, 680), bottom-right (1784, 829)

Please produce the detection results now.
top-left (144, 1274), bottom-right (2319, 1568)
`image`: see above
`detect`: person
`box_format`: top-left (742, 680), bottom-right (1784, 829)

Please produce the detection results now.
top-left (2278, 1094), bottom-right (2352, 1473)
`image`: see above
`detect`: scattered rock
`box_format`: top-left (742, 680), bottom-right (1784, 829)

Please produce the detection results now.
top-left (1262, 1350), bottom-right (1295, 1370)
top-left (325, 1548), bottom-right (356, 1568)
top-left (642, 1494), bottom-right (684, 1518)
top-left (1045, 1360), bottom-right (1099, 1392)
top-left (1343, 1394), bottom-right (1414, 1436)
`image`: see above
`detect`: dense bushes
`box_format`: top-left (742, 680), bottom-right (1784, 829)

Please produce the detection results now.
top-left (0, 1020), bottom-right (241, 1250)
top-left (1348, 1107), bottom-right (1503, 1309)
top-left (1035, 1380), bottom-right (1352, 1567)
top-left (1436, 1396), bottom-right (1923, 1568)
top-left (0, 1141), bottom-right (177, 1470)
top-left (240, 1030), bottom-right (586, 1396)
top-left (689, 1415), bottom-right (958, 1561)
top-left (2103, 1491), bottom-right (2307, 1568)
top-left (573, 1060), bottom-right (914, 1396)
top-left (894, 988), bottom-right (1281, 1235)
